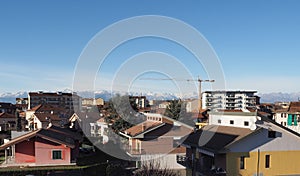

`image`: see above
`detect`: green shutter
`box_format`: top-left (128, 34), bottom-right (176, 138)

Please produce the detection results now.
top-left (288, 114), bottom-right (293, 126)
top-left (294, 115), bottom-right (298, 126)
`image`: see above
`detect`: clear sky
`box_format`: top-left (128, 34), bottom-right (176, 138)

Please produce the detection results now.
top-left (0, 0), bottom-right (300, 94)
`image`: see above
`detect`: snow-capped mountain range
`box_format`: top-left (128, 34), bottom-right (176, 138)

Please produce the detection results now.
top-left (1, 90), bottom-right (300, 104)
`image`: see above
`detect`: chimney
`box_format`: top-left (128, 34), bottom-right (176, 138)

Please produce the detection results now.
top-left (142, 123), bottom-right (146, 131)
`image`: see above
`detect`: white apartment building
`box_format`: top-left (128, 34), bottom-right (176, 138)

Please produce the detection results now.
top-left (202, 90), bottom-right (258, 110)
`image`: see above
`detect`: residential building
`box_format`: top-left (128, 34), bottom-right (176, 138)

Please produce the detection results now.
top-left (181, 111), bottom-right (300, 176)
top-left (202, 90), bottom-right (258, 110)
top-left (0, 102), bottom-right (16, 114)
top-left (208, 109), bottom-right (258, 130)
top-left (185, 99), bottom-right (199, 113)
top-left (129, 96), bottom-right (148, 109)
top-left (25, 104), bottom-right (69, 130)
top-left (69, 112), bottom-right (102, 137)
top-left (119, 113), bottom-right (193, 173)
top-left (273, 102), bottom-right (300, 133)
top-left (15, 98), bottom-right (28, 111)
top-left (273, 108), bottom-right (288, 127)
top-left (90, 118), bottom-right (110, 144)
top-left (28, 113), bottom-right (67, 130)
top-left (28, 91), bottom-right (81, 111)
top-left (82, 98), bottom-right (104, 106)
top-left (149, 100), bottom-right (170, 114)
top-left (0, 112), bottom-right (16, 131)
top-left (0, 126), bottom-right (82, 167)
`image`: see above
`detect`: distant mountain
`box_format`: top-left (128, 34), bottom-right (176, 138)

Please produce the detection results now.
top-left (1, 90), bottom-right (300, 104)
top-left (0, 91), bottom-right (27, 103)
top-left (259, 92), bottom-right (300, 103)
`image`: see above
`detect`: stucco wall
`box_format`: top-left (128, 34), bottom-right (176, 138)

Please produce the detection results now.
top-left (227, 151), bottom-right (300, 176)
top-left (35, 137), bottom-right (71, 165)
top-left (15, 139), bottom-right (35, 163)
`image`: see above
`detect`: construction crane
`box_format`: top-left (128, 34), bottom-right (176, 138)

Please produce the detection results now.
top-left (140, 76), bottom-right (215, 111)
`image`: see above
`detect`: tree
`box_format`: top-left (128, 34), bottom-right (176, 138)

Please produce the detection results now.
top-left (134, 160), bottom-right (181, 176)
top-left (104, 94), bottom-right (145, 133)
top-left (164, 100), bottom-right (184, 120)
top-left (16, 111), bottom-right (22, 131)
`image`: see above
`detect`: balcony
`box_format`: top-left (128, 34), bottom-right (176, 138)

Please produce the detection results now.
top-left (225, 96), bottom-right (237, 100)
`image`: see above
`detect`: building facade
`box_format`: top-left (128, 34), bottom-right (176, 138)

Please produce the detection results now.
top-left (181, 111), bottom-right (300, 176)
top-left (202, 90), bottom-right (258, 110)
top-left (0, 126), bottom-right (82, 167)
top-left (273, 102), bottom-right (300, 133)
top-left (28, 91), bottom-right (81, 111)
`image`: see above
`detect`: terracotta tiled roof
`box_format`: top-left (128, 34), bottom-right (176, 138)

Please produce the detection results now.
top-left (97, 118), bottom-right (105, 123)
top-left (0, 126), bottom-right (78, 150)
top-left (288, 102), bottom-right (300, 113)
top-left (124, 121), bottom-right (163, 137)
top-left (34, 113), bottom-right (62, 122)
top-left (0, 112), bottom-right (15, 119)
top-left (217, 109), bottom-right (243, 113)
top-left (274, 108), bottom-right (288, 113)
top-left (71, 112), bottom-right (101, 123)
top-left (47, 125), bottom-right (83, 141)
top-left (29, 104), bottom-right (66, 113)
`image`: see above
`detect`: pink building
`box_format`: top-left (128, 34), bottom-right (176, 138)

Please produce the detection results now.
top-left (0, 126), bottom-right (82, 166)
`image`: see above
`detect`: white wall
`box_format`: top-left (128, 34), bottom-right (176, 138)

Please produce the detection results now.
top-left (209, 114), bottom-right (257, 130)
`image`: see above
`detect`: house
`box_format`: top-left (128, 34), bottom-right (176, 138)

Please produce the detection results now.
top-left (0, 102), bottom-right (16, 114)
top-left (202, 90), bottom-right (259, 110)
top-left (208, 109), bottom-right (258, 130)
top-left (185, 99), bottom-right (199, 113)
top-left (90, 117), bottom-right (110, 143)
top-left (181, 110), bottom-right (300, 176)
top-left (25, 104), bottom-right (69, 130)
top-left (28, 91), bottom-right (81, 111)
top-left (273, 101), bottom-right (300, 133)
top-left (82, 98), bottom-right (104, 106)
top-left (119, 113), bottom-right (193, 173)
top-left (15, 98), bottom-right (28, 111)
top-left (0, 126), bottom-right (82, 167)
top-left (28, 113), bottom-right (67, 130)
top-left (129, 96), bottom-right (148, 109)
top-left (149, 101), bottom-right (170, 114)
top-left (69, 112), bottom-right (102, 136)
top-left (0, 112), bottom-right (16, 131)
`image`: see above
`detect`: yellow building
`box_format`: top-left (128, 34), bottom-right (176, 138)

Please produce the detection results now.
top-left (182, 115), bottom-right (300, 176)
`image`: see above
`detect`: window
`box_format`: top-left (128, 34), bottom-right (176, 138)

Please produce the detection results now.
top-left (284, 122), bottom-right (287, 126)
top-left (268, 130), bottom-right (276, 138)
top-left (240, 156), bottom-right (245, 169)
top-left (265, 155), bottom-right (270, 168)
top-left (244, 121), bottom-right (249, 126)
top-left (52, 150), bottom-right (62, 160)
top-left (218, 119), bottom-right (221, 124)
top-left (230, 120), bottom-right (234, 125)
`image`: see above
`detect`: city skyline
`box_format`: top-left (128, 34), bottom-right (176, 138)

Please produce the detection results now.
top-left (1, 1), bottom-right (300, 94)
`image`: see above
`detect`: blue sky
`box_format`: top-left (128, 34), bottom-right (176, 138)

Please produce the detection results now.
top-left (0, 0), bottom-right (300, 94)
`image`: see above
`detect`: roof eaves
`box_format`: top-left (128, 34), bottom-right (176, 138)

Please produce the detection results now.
top-left (133, 123), bottom-right (166, 138)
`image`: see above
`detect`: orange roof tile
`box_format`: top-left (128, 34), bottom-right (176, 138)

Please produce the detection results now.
top-left (288, 102), bottom-right (300, 112)
top-left (125, 121), bottom-right (162, 137)
top-left (0, 112), bottom-right (15, 119)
